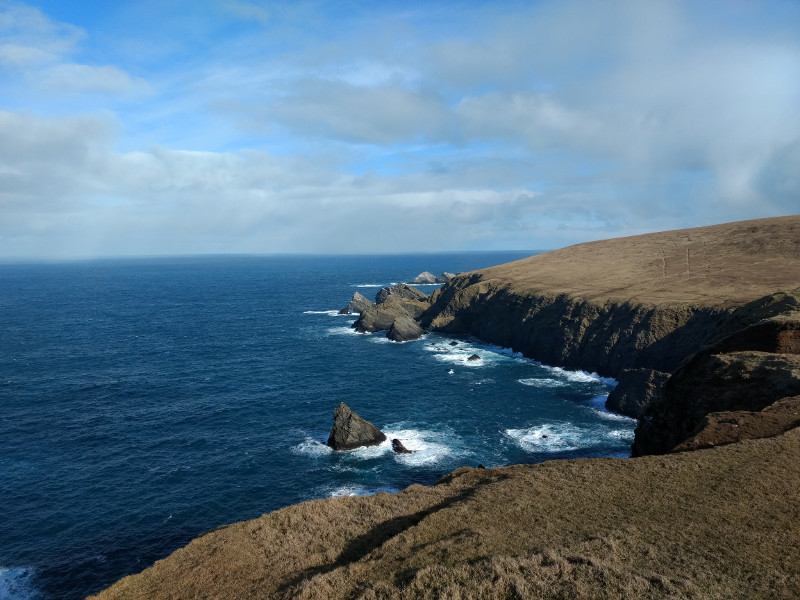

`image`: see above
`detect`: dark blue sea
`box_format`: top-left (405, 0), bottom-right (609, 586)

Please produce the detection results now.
top-left (0, 253), bottom-right (635, 600)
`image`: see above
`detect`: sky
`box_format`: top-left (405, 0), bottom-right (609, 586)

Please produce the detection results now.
top-left (0, 0), bottom-right (799, 259)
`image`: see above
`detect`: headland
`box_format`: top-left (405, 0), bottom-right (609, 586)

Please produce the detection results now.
top-left (91, 216), bottom-right (800, 599)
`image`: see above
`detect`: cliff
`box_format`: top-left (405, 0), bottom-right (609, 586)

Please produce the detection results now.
top-left (92, 216), bottom-right (800, 599)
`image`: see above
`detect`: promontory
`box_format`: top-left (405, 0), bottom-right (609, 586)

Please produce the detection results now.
top-left (91, 216), bottom-right (800, 600)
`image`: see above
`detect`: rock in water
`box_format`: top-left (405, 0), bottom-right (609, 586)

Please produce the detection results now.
top-left (326, 402), bottom-right (387, 450)
top-left (409, 271), bottom-right (438, 284)
top-left (467, 354), bottom-right (481, 361)
top-left (391, 439), bottom-right (413, 454)
top-left (339, 291), bottom-right (373, 315)
top-left (436, 272), bottom-right (456, 283)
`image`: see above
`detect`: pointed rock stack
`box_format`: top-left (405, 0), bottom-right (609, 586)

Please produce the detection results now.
top-left (326, 402), bottom-right (387, 451)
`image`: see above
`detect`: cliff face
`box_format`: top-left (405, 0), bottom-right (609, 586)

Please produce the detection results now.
top-left (422, 279), bottom-right (727, 376)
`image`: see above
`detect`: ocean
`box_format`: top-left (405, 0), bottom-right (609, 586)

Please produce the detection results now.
top-left (0, 253), bottom-right (635, 600)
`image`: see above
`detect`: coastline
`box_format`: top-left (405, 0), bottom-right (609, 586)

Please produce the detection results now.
top-left (91, 216), bottom-right (800, 599)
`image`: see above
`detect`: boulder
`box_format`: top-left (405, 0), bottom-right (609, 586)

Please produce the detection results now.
top-left (391, 439), bottom-right (413, 454)
top-left (409, 271), bottom-right (438, 284)
top-left (339, 292), bottom-right (374, 315)
top-left (326, 402), bottom-right (387, 451)
top-left (387, 314), bottom-right (425, 342)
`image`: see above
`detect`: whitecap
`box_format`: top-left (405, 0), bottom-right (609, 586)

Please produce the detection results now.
top-left (539, 365), bottom-right (617, 387)
top-left (518, 377), bottom-right (568, 388)
top-left (587, 396), bottom-right (637, 423)
top-left (505, 423), bottom-right (589, 453)
top-left (327, 484), bottom-right (399, 497)
top-left (608, 429), bottom-right (635, 441)
top-left (325, 326), bottom-right (363, 336)
top-left (292, 436), bottom-right (333, 457)
top-left (351, 282), bottom-right (397, 288)
top-left (384, 427), bottom-right (463, 466)
top-left (427, 349), bottom-right (488, 367)
top-left (0, 566), bottom-right (39, 600)
top-left (302, 310), bottom-right (347, 316)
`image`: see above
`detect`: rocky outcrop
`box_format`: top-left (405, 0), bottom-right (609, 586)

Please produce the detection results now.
top-left (605, 368), bottom-right (670, 419)
top-left (326, 402), bottom-right (387, 451)
top-left (339, 292), bottom-right (373, 315)
top-left (391, 438), bottom-right (413, 454)
top-left (387, 314), bottom-right (424, 342)
top-left (375, 283), bottom-right (427, 304)
top-left (353, 284), bottom-right (429, 341)
top-left (408, 272), bottom-right (457, 284)
top-left (630, 290), bottom-right (800, 455)
top-left (409, 271), bottom-right (437, 284)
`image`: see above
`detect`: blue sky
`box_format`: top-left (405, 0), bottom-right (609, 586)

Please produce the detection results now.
top-left (1, 0), bottom-right (799, 258)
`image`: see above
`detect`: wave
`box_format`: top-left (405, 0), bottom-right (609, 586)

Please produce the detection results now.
top-left (0, 566), bottom-right (39, 600)
top-left (518, 377), bottom-right (568, 388)
top-left (588, 396), bottom-right (637, 422)
top-left (351, 282), bottom-right (397, 288)
top-left (504, 421), bottom-right (627, 453)
top-left (539, 365), bottom-right (617, 387)
top-left (327, 484), bottom-right (399, 498)
top-left (292, 436), bottom-right (333, 457)
top-left (325, 326), bottom-right (363, 336)
top-left (293, 427), bottom-right (464, 468)
top-left (384, 427), bottom-right (462, 467)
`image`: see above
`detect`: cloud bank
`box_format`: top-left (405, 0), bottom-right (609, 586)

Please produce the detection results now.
top-left (0, 0), bottom-right (798, 259)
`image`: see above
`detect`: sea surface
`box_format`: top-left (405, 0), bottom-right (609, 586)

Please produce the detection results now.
top-left (0, 253), bottom-right (636, 600)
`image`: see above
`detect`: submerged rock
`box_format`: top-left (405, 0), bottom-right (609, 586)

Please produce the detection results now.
top-left (326, 402), bottom-right (387, 451)
top-left (391, 439), bottom-right (413, 454)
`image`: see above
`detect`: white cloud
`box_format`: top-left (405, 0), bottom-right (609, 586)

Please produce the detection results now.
top-left (38, 63), bottom-right (151, 95)
top-left (1, 0), bottom-right (799, 259)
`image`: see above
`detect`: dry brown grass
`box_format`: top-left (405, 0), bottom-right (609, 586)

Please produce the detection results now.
top-left (476, 215), bottom-right (800, 307)
top-left (92, 428), bottom-right (800, 600)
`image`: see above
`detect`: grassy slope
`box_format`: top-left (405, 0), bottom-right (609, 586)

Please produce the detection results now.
top-left (92, 429), bottom-right (800, 599)
top-left (474, 215), bottom-right (800, 306)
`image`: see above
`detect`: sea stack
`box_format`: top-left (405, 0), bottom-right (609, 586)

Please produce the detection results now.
top-left (326, 402), bottom-right (387, 450)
